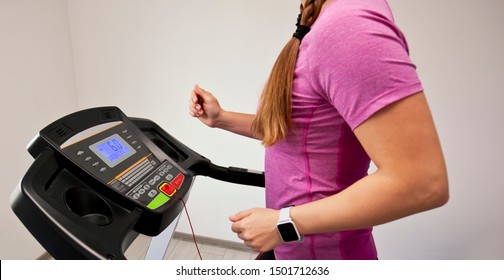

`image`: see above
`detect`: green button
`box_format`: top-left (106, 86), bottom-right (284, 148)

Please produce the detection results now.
top-left (147, 193), bottom-right (170, 209)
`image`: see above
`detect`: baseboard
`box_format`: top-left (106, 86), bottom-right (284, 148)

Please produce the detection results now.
top-left (173, 232), bottom-right (251, 252)
top-left (36, 251), bottom-right (52, 260)
top-left (36, 232), bottom-right (252, 260)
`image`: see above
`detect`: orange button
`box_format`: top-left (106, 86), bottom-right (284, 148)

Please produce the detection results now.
top-left (159, 183), bottom-right (176, 197)
top-left (171, 173), bottom-right (185, 189)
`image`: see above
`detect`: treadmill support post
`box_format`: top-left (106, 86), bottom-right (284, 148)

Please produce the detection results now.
top-left (145, 213), bottom-right (181, 260)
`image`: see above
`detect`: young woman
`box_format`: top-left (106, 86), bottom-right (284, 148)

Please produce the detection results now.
top-left (189, 0), bottom-right (448, 260)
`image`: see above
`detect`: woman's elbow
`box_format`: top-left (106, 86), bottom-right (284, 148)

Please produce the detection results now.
top-left (429, 176), bottom-right (449, 208)
top-left (417, 169), bottom-right (449, 210)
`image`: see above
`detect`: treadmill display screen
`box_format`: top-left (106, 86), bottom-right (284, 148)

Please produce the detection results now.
top-left (89, 134), bottom-right (136, 168)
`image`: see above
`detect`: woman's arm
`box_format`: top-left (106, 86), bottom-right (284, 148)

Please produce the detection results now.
top-left (189, 84), bottom-right (259, 140)
top-left (230, 92), bottom-right (449, 252)
top-left (292, 92), bottom-right (449, 233)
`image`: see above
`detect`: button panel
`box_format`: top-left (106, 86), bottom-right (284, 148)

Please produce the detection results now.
top-left (62, 121), bottom-right (186, 210)
top-left (125, 161), bottom-right (186, 208)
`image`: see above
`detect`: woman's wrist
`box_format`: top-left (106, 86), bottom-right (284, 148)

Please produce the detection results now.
top-left (212, 109), bottom-right (228, 129)
top-left (212, 111), bottom-right (258, 139)
top-left (289, 206), bottom-right (308, 235)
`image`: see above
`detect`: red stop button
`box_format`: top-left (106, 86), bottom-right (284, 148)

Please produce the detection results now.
top-left (159, 183), bottom-right (176, 197)
top-left (171, 173), bottom-right (185, 189)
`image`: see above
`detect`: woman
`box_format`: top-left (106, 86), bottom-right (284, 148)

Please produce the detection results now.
top-left (189, 0), bottom-right (448, 260)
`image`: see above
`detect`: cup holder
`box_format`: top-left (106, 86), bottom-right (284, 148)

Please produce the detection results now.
top-left (65, 187), bottom-right (113, 226)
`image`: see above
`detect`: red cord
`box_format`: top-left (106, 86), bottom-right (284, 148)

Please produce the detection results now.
top-left (173, 192), bottom-right (202, 260)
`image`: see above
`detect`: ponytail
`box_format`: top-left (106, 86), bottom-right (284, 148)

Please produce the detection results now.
top-left (252, 0), bottom-right (327, 146)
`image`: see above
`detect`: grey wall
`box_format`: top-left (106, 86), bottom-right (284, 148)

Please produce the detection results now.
top-left (0, 0), bottom-right (78, 259)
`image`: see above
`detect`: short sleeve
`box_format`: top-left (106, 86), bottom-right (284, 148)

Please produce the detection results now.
top-left (307, 8), bottom-right (423, 130)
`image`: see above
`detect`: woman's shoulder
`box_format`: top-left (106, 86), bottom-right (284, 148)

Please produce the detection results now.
top-left (312, 0), bottom-right (395, 36)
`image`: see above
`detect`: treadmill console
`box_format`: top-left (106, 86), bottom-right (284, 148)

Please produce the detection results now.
top-left (59, 119), bottom-right (187, 212)
top-left (11, 106), bottom-right (264, 259)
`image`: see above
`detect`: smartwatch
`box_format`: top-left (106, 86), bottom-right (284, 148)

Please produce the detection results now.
top-left (276, 206), bottom-right (303, 243)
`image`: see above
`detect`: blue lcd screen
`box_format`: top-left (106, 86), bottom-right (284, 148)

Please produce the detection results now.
top-left (89, 134), bottom-right (136, 168)
top-left (97, 138), bottom-right (129, 162)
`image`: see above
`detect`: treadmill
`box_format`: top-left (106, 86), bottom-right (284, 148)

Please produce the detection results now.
top-left (10, 107), bottom-right (264, 260)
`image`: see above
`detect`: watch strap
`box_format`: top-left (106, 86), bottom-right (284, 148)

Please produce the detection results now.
top-left (279, 206), bottom-right (293, 223)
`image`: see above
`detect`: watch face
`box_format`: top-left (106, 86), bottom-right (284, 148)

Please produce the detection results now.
top-left (277, 222), bottom-right (300, 242)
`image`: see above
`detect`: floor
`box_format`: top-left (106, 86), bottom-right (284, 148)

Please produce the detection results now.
top-left (125, 234), bottom-right (258, 260)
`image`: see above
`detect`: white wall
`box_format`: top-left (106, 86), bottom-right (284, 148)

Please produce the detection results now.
top-left (377, 0), bottom-right (504, 259)
top-left (0, 0), bottom-right (78, 259)
top-left (66, 0), bottom-right (296, 244)
top-left (68, 0), bottom-right (504, 259)
top-left (1, 0), bottom-right (503, 260)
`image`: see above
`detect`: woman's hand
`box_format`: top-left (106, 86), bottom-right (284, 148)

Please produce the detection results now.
top-left (189, 84), bottom-right (223, 128)
top-left (229, 208), bottom-right (283, 252)
top-left (188, 84), bottom-right (260, 139)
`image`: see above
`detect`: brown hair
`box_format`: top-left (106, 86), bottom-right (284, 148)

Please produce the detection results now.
top-left (252, 0), bottom-right (327, 147)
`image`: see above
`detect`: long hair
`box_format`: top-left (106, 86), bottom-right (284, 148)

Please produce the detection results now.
top-left (252, 0), bottom-right (327, 147)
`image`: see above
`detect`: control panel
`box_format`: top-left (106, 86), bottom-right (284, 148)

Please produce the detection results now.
top-left (11, 106), bottom-right (264, 259)
top-left (59, 120), bottom-right (186, 211)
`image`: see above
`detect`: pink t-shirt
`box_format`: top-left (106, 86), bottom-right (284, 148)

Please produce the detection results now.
top-left (266, 0), bottom-right (423, 260)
